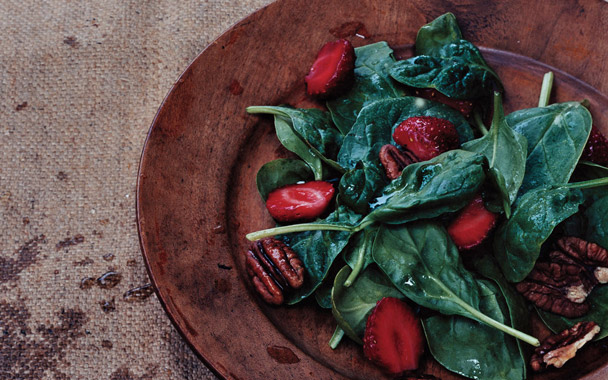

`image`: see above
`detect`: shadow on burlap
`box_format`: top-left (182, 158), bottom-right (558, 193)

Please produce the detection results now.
top-left (0, 1), bottom-right (273, 379)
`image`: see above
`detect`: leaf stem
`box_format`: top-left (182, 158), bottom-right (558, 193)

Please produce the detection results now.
top-left (473, 109), bottom-right (489, 136)
top-left (246, 105), bottom-right (288, 117)
top-left (344, 235), bottom-right (368, 287)
top-left (565, 176), bottom-right (608, 190)
top-left (328, 326), bottom-right (345, 349)
top-left (455, 295), bottom-right (540, 347)
top-left (491, 91), bottom-right (504, 127)
top-left (538, 72), bottom-right (554, 108)
top-left (246, 223), bottom-right (355, 241)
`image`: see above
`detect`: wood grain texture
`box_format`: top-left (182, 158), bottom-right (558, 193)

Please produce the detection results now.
top-left (137, 0), bottom-right (608, 379)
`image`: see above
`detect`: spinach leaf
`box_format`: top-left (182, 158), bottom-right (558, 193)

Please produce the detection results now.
top-left (506, 102), bottom-right (592, 194)
top-left (474, 254), bottom-right (532, 377)
top-left (362, 150), bottom-right (485, 225)
top-left (415, 12), bottom-right (462, 56)
top-left (282, 206), bottom-right (361, 304)
top-left (331, 265), bottom-right (403, 344)
top-left (256, 159), bottom-right (313, 201)
top-left (372, 222), bottom-right (539, 346)
top-left (338, 162), bottom-right (385, 215)
top-left (537, 285), bottom-right (608, 341)
top-left (248, 106), bottom-right (345, 179)
top-left (585, 195), bottom-right (608, 249)
top-left (462, 92), bottom-right (527, 216)
top-left (338, 97), bottom-right (475, 169)
top-left (314, 283), bottom-right (333, 309)
top-left (493, 186), bottom-right (585, 282)
top-left (389, 49), bottom-right (500, 100)
top-left (343, 226), bottom-right (379, 286)
top-left (390, 13), bottom-right (502, 100)
top-left (423, 279), bottom-right (526, 380)
top-left (314, 256), bottom-right (347, 310)
top-left (336, 97), bottom-right (475, 211)
top-left (272, 115), bottom-right (323, 180)
top-left (327, 42), bottom-right (404, 135)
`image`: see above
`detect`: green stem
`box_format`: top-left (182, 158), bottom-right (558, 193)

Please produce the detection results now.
top-left (491, 91), bottom-right (504, 127)
top-left (344, 235), bottom-right (368, 287)
top-left (246, 223), bottom-right (355, 241)
top-left (578, 160), bottom-right (608, 172)
top-left (457, 298), bottom-right (540, 346)
top-left (538, 72), bottom-right (554, 107)
top-left (328, 326), bottom-right (345, 349)
top-left (246, 105), bottom-right (288, 117)
top-left (473, 109), bottom-right (489, 136)
top-left (565, 176), bottom-right (608, 190)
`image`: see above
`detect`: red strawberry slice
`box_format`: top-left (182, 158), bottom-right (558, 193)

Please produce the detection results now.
top-left (393, 116), bottom-right (460, 161)
top-left (582, 125), bottom-right (608, 166)
top-left (447, 195), bottom-right (498, 250)
top-left (265, 181), bottom-right (335, 223)
top-left (363, 297), bottom-right (424, 374)
top-left (305, 39), bottom-right (355, 99)
top-left (413, 88), bottom-right (475, 118)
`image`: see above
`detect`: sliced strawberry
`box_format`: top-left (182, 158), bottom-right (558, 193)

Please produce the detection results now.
top-left (363, 297), bottom-right (424, 374)
top-left (265, 181), bottom-right (335, 223)
top-left (393, 116), bottom-right (460, 161)
top-left (413, 88), bottom-right (475, 118)
top-left (305, 39), bottom-right (355, 99)
top-left (582, 125), bottom-right (608, 166)
top-left (447, 195), bottom-right (498, 250)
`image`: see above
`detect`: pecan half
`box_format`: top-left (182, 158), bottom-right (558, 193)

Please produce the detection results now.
top-left (379, 144), bottom-right (418, 180)
top-left (515, 262), bottom-right (592, 318)
top-left (554, 237), bottom-right (608, 284)
top-left (245, 238), bottom-right (305, 305)
top-left (516, 237), bottom-right (608, 318)
top-left (531, 321), bottom-right (600, 371)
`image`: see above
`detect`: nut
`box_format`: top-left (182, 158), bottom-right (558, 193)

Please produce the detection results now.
top-left (245, 238), bottom-right (305, 305)
top-left (379, 144), bottom-right (418, 180)
top-left (516, 237), bottom-right (608, 318)
top-left (515, 261), bottom-right (592, 318)
top-left (553, 237), bottom-right (608, 284)
top-left (531, 321), bottom-right (600, 371)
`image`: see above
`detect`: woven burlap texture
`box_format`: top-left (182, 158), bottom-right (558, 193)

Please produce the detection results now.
top-left (0, 1), bottom-right (273, 379)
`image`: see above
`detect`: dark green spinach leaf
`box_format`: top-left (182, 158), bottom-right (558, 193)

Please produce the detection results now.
top-left (372, 222), bottom-right (539, 346)
top-left (493, 186), bottom-right (585, 282)
top-left (474, 254), bottom-right (532, 377)
top-left (331, 265), bottom-right (403, 344)
top-left (338, 97), bottom-right (475, 169)
top-left (423, 279), bottom-right (526, 380)
top-left (506, 102), bottom-right (592, 194)
top-left (462, 92), bottom-right (527, 216)
top-left (282, 207), bottom-right (361, 304)
top-left (389, 50), bottom-right (500, 100)
top-left (338, 162), bottom-right (385, 214)
top-left (390, 13), bottom-right (501, 100)
top-left (415, 12), bottom-right (462, 56)
top-left (248, 106), bottom-right (345, 179)
top-left (256, 159), bottom-right (313, 201)
top-left (327, 42), bottom-right (404, 135)
top-left (362, 150), bottom-right (485, 225)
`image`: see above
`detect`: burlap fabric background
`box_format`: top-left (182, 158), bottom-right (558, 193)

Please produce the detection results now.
top-left (0, 1), bottom-right (273, 379)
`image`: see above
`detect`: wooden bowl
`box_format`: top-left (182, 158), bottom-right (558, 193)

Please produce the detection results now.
top-left (136, 1), bottom-right (608, 379)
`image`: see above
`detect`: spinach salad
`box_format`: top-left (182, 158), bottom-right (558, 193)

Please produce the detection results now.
top-left (245, 13), bottom-right (608, 380)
